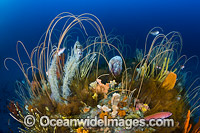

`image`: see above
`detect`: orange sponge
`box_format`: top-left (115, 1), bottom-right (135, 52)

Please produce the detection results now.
top-left (161, 72), bottom-right (177, 90)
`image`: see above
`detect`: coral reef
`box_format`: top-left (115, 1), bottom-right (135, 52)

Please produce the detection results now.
top-left (5, 13), bottom-right (200, 132)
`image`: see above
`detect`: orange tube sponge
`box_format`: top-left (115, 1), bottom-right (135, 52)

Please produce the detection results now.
top-left (161, 72), bottom-right (177, 90)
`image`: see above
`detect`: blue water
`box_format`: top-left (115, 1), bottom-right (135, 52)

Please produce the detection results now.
top-left (0, 0), bottom-right (200, 132)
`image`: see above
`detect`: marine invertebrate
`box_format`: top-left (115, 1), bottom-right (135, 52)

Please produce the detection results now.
top-left (109, 56), bottom-right (123, 76)
top-left (135, 102), bottom-right (149, 112)
top-left (183, 110), bottom-right (200, 133)
top-left (76, 127), bottom-right (89, 133)
top-left (82, 106), bottom-right (90, 113)
top-left (99, 112), bottom-right (109, 119)
top-left (97, 105), bottom-right (111, 112)
top-left (91, 79), bottom-right (109, 95)
top-left (135, 48), bottom-right (143, 62)
top-left (161, 72), bottom-right (177, 90)
top-left (74, 38), bottom-right (83, 60)
top-left (78, 50), bottom-right (96, 79)
top-left (111, 93), bottom-right (120, 106)
top-left (7, 101), bottom-right (23, 120)
top-left (62, 48), bottom-right (80, 101)
top-left (111, 105), bottom-right (118, 118)
top-left (183, 110), bottom-right (192, 133)
top-left (48, 53), bottom-right (61, 102)
top-left (109, 80), bottom-right (117, 88)
top-left (118, 110), bottom-right (126, 117)
top-left (140, 104), bottom-right (149, 113)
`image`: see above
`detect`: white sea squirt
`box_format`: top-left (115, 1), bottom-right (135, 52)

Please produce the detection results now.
top-left (74, 37), bottom-right (83, 60)
top-left (109, 56), bottom-right (123, 76)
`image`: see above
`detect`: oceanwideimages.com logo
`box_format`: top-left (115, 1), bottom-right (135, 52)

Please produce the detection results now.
top-left (24, 115), bottom-right (174, 129)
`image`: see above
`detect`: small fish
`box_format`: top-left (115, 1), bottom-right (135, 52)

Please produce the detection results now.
top-left (58, 47), bottom-right (65, 56)
top-left (156, 66), bottom-right (162, 69)
top-left (150, 31), bottom-right (159, 36)
top-left (144, 112), bottom-right (172, 121)
top-left (22, 80), bottom-right (25, 84)
top-left (8, 119), bottom-right (10, 126)
top-left (180, 65), bottom-right (185, 70)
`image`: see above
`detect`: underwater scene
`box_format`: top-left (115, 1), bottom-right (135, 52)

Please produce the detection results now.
top-left (1, 0), bottom-right (200, 133)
